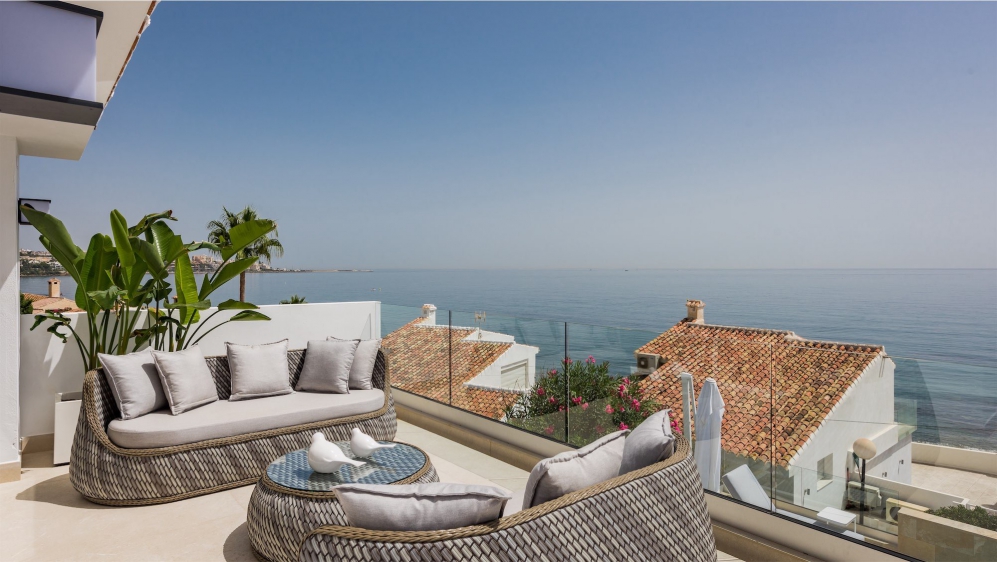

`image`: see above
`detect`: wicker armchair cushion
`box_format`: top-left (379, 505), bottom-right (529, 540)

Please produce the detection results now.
top-left (523, 430), bottom-right (628, 508)
top-left (335, 483), bottom-right (511, 531)
top-left (226, 340), bottom-right (293, 401)
top-left (619, 409), bottom-right (675, 475)
top-left (98, 350), bottom-right (167, 420)
top-left (296, 340), bottom-right (358, 394)
top-left (107, 389), bottom-right (385, 448)
top-left (347, 340), bottom-right (381, 390)
top-left (152, 347), bottom-right (219, 415)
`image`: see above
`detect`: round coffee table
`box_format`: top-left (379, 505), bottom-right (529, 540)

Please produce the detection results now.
top-left (247, 440), bottom-right (438, 562)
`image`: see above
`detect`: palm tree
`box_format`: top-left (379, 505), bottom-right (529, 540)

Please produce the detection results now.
top-left (207, 206), bottom-right (284, 302)
top-left (279, 294), bottom-right (307, 304)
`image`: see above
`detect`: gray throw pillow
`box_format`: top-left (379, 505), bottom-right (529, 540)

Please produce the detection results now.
top-left (334, 483), bottom-right (511, 531)
top-left (619, 409), bottom-right (676, 475)
top-left (98, 349), bottom-right (167, 420)
top-left (295, 339), bottom-right (359, 394)
top-left (329, 337), bottom-right (381, 390)
top-left (226, 339), bottom-right (292, 401)
top-left (151, 347), bottom-right (219, 415)
top-left (523, 430), bottom-right (628, 508)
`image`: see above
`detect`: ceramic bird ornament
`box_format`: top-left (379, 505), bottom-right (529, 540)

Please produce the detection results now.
top-left (307, 433), bottom-right (365, 473)
top-left (350, 427), bottom-right (396, 458)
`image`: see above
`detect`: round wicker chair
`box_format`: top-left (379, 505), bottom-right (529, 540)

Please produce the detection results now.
top-left (69, 349), bottom-right (397, 506)
top-left (298, 437), bottom-right (717, 562)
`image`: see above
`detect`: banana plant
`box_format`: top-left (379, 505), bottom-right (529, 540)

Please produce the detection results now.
top-left (21, 206), bottom-right (275, 374)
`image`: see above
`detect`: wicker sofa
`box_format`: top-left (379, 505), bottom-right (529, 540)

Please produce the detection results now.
top-left (298, 437), bottom-right (717, 562)
top-left (70, 348), bottom-right (396, 506)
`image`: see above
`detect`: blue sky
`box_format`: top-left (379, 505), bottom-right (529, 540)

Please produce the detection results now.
top-left (19, 2), bottom-right (997, 269)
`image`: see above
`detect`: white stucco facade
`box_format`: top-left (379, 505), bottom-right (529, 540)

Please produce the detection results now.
top-left (0, 137), bottom-right (21, 478)
top-left (787, 354), bottom-right (912, 508)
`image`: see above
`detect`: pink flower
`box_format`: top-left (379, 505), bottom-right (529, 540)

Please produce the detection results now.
top-left (604, 404), bottom-right (614, 414)
top-left (622, 377), bottom-right (630, 385)
top-left (619, 422), bottom-right (629, 431)
top-left (619, 405), bottom-right (626, 412)
top-left (564, 357), bottom-right (573, 364)
top-left (548, 369), bottom-right (557, 376)
top-left (536, 387), bottom-right (545, 396)
top-left (544, 426), bottom-right (554, 435)
top-left (548, 397), bottom-right (556, 404)
top-left (571, 396), bottom-right (582, 405)
top-left (582, 402), bottom-right (589, 410)
top-left (631, 399), bottom-right (640, 409)
top-left (586, 355), bottom-right (595, 364)
top-left (558, 405), bottom-right (564, 412)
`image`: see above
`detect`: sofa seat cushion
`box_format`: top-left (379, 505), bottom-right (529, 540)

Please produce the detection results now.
top-left (107, 390), bottom-right (385, 449)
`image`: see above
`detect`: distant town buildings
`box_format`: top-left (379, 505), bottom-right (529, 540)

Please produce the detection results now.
top-left (21, 249), bottom-right (306, 276)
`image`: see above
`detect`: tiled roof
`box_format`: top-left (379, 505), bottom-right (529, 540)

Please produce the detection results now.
top-left (22, 293), bottom-right (83, 313)
top-left (637, 320), bottom-right (883, 467)
top-left (383, 319), bottom-right (521, 420)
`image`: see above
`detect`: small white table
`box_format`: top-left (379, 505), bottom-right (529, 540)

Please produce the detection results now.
top-left (817, 506), bottom-right (857, 532)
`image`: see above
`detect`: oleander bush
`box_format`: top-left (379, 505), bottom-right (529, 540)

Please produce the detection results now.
top-left (505, 355), bottom-right (660, 446)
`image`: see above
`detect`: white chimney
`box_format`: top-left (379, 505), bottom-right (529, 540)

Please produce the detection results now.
top-left (48, 278), bottom-right (60, 298)
top-left (686, 299), bottom-right (705, 324)
top-left (421, 304), bottom-right (437, 326)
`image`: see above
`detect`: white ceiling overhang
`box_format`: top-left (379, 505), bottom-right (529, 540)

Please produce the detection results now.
top-left (0, 1), bottom-right (156, 160)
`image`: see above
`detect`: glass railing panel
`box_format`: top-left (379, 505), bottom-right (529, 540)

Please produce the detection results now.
top-left (448, 308), bottom-right (567, 442)
top-left (381, 304), bottom-right (455, 407)
top-left (892, 355), bottom-right (996, 452)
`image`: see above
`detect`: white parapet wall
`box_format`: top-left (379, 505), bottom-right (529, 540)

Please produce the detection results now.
top-left (19, 301), bottom-right (381, 438)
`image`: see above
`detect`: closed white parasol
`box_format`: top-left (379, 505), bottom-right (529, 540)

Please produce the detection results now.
top-left (695, 378), bottom-right (725, 491)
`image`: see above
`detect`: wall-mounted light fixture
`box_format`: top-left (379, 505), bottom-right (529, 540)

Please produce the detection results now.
top-left (18, 198), bottom-right (51, 225)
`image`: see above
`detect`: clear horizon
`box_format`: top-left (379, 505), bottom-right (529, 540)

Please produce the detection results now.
top-left (17, 2), bottom-right (997, 270)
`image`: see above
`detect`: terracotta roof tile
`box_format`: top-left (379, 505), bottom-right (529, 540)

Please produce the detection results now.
top-left (383, 319), bottom-right (520, 420)
top-left (637, 320), bottom-right (883, 467)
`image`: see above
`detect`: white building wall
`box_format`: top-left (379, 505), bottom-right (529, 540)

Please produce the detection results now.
top-left (789, 355), bottom-right (910, 506)
top-left (19, 301), bottom-right (380, 438)
top-left (465, 343), bottom-right (540, 391)
top-left (0, 136), bottom-right (20, 480)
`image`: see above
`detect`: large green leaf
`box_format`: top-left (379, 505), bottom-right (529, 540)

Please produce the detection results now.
top-left (38, 235), bottom-right (82, 284)
top-left (22, 206), bottom-right (84, 282)
top-left (229, 310), bottom-right (270, 321)
top-left (76, 234), bottom-right (116, 313)
top-left (87, 286), bottom-right (123, 310)
top-left (137, 239), bottom-right (167, 277)
top-left (201, 256), bottom-right (257, 299)
top-left (217, 299), bottom-right (259, 310)
top-left (174, 252), bottom-right (200, 325)
top-left (128, 210), bottom-right (175, 236)
top-left (220, 219), bottom-right (275, 261)
top-left (110, 210), bottom-right (136, 268)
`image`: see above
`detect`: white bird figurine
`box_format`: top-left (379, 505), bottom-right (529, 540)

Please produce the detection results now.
top-left (307, 433), bottom-right (364, 473)
top-left (350, 427), bottom-right (396, 458)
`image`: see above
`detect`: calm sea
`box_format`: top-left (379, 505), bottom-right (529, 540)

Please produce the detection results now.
top-left (23, 268), bottom-right (997, 450)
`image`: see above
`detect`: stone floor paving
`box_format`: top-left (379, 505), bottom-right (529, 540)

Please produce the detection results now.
top-left (911, 462), bottom-right (997, 509)
top-left (0, 420), bottom-right (740, 561)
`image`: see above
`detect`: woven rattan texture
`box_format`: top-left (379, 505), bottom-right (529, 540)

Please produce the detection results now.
top-left (299, 438), bottom-right (716, 562)
top-left (249, 464), bottom-right (439, 562)
top-left (69, 349), bottom-right (396, 506)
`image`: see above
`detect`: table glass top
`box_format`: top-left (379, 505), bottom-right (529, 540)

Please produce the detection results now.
top-left (266, 441), bottom-right (427, 492)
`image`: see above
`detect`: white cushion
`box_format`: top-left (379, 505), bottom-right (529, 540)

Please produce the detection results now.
top-left (619, 409), bottom-right (675, 475)
top-left (334, 483), bottom-right (511, 531)
top-left (523, 430), bottom-right (628, 508)
top-left (295, 339), bottom-right (358, 394)
top-left (347, 339), bottom-right (381, 390)
top-left (151, 347), bottom-right (218, 415)
top-left (107, 389), bottom-right (385, 448)
top-left (98, 349), bottom-right (167, 420)
top-left (226, 339), bottom-right (292, 401)
top-left (721, 465), bottom-right (773, 510)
